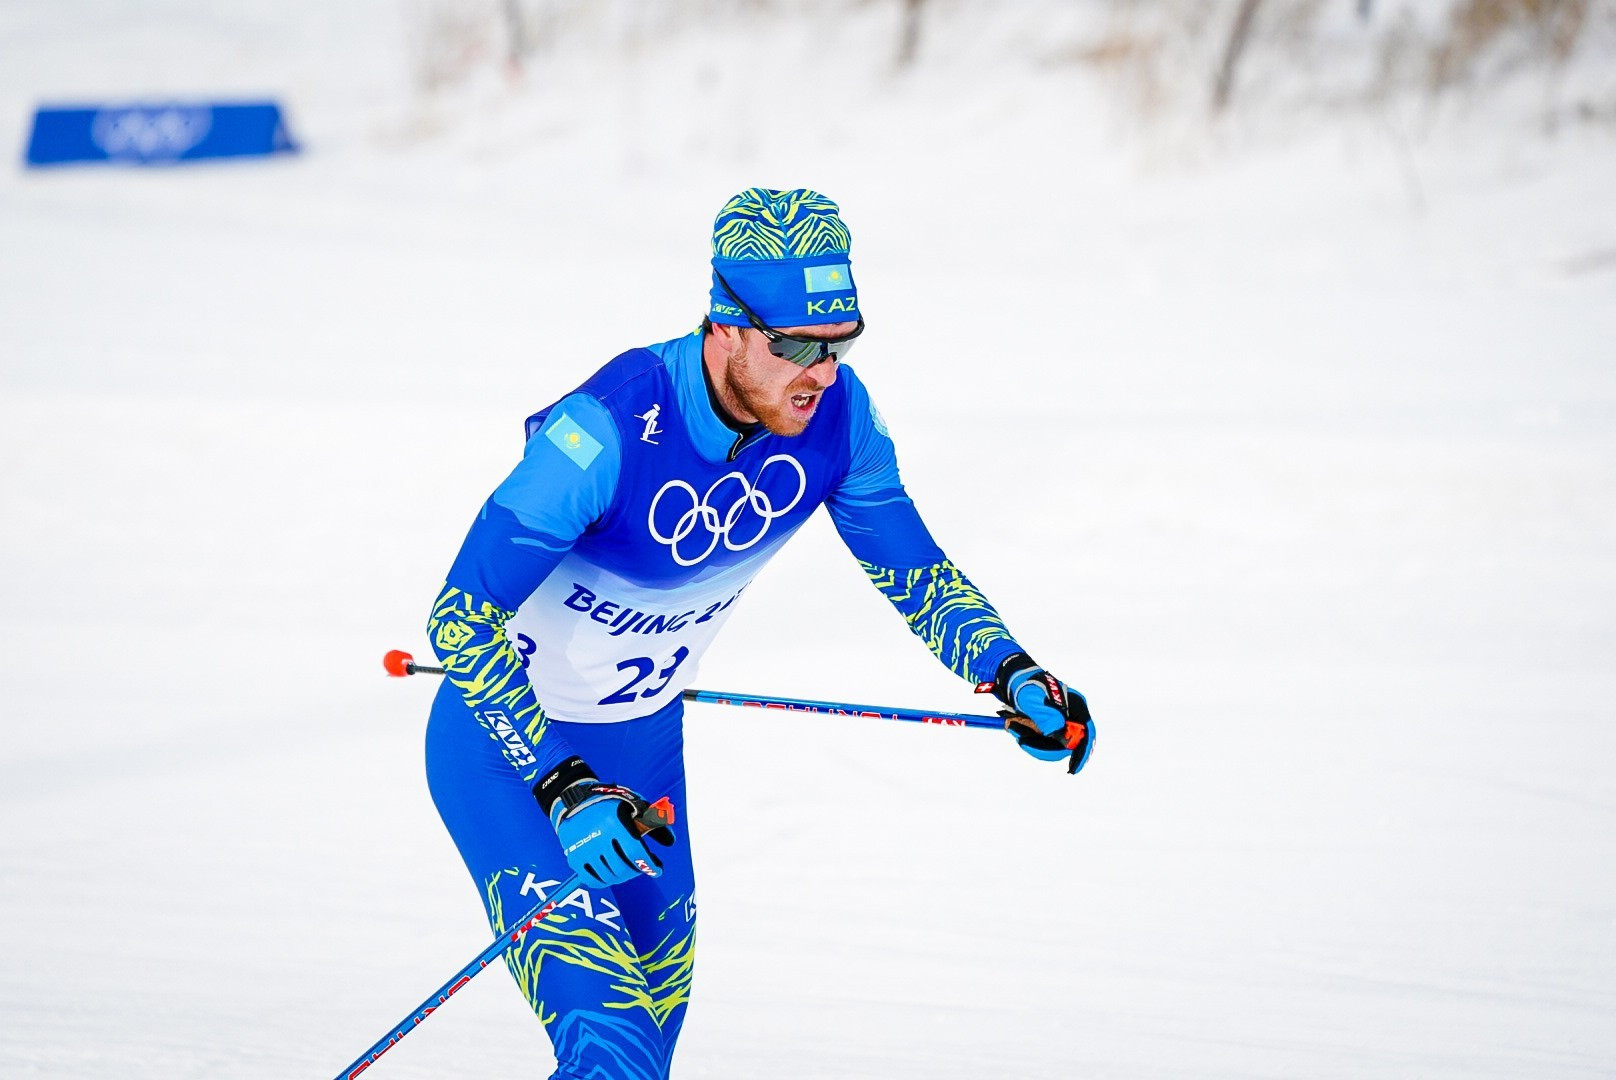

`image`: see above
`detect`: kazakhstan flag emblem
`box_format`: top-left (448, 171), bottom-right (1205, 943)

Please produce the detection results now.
top-left (804, 263), bottom-right (853, 293)
top-left (545, 411), bottom-right (604, 470)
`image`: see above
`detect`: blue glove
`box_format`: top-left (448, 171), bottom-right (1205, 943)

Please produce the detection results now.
top-left (535, 757), bottom-right (676, 887)
top-left (986, 653), bottom-right (1096, 774)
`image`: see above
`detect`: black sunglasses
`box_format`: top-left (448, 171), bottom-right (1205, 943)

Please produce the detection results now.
top-left (713, 270), bottom-right (864, 368)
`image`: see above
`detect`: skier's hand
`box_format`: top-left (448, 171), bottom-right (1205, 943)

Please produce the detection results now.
top-left (983, 653), bottom-right (1095, 775)
top-left (536, 758), bottom-right (676, 887)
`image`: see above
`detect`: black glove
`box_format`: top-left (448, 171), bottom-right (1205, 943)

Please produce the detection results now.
top-left (982, 652), bottom-right (1096, 775)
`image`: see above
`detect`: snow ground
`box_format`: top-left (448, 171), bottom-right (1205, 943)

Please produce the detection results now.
top-left (2, 2), bottom-right (1615, 1077)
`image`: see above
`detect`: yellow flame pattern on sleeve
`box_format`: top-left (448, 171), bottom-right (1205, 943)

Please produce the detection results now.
top-left (428, 582), bottom-right (550, 783)
top-left (861, 559), bottom-right (1014, 683)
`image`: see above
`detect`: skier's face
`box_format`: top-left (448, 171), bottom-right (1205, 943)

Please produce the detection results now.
top-left (716, 323), bottom-right (853, 437)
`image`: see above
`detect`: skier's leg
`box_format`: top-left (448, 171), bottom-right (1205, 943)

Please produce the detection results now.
top-left (562, 705), bottom-right (697, 1068)
top-left (426, 683), bottom-right (670, 1080)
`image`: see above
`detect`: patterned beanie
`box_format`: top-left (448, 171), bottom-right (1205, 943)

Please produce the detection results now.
top-left (708, 187), bottom-right (860, 329)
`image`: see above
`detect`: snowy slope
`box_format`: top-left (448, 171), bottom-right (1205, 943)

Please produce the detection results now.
top-left (2, 2), bottom-right (1614, 1078)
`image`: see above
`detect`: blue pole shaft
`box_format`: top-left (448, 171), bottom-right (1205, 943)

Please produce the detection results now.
top-left (680, 687), bottom-right (1004, 731)
top-left (333, 871), bottom-right (585, 1080)
top-left (390, 654), bottom-right (1005, 733)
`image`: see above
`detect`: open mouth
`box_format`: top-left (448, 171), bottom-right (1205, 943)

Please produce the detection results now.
top-left (789, 392), bottom-right (816, 411)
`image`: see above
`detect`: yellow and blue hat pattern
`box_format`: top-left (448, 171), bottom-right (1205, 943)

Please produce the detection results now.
top-left (711, 188), bottom-right (851, 260)
top-left (709, 187), bottom-right (859, 328)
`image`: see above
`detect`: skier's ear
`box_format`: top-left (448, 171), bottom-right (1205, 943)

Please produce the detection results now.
top-left (712, 323), bottom-right (754, 364)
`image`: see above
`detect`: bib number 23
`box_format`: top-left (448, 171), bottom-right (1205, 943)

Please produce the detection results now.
top-left (598, 646), bottom-right (690, 706)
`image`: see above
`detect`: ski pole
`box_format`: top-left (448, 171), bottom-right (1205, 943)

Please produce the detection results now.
top-left (679, 687), bottom-right (1003, 731)
top-left (331, 795), bottom-right (674, 1080)
top-left (383, 649), bottom-right (1004, 731)
top-left (384, 650), bottom-right (446, 677)
top-left (332, 872), bottom-right (584, 1080)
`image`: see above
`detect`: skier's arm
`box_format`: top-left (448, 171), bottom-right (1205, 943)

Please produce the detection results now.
top-left (826, 373), bottom-right (1096, 772)
top-left (426, 395), bottom-right (620, 784)
top-left (824, 374), bottom-right (1023, 686)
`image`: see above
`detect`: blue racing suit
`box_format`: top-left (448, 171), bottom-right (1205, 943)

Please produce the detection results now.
top-left (424, 328), bottom-right (1027, 1079)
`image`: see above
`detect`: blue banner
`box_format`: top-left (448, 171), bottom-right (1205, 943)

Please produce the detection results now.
top-left (25, 102), bottom-right (298, 167)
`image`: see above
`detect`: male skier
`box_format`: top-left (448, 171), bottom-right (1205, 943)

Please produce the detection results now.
top-left (424, 187), bottom-right (1095, 1080)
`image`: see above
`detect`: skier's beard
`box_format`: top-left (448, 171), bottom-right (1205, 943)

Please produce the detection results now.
top-left (722, 338), bottom-right (819, 437)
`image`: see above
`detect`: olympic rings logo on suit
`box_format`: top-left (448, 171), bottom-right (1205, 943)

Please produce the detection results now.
top-left (647, 455), bottom-right (807, 566)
